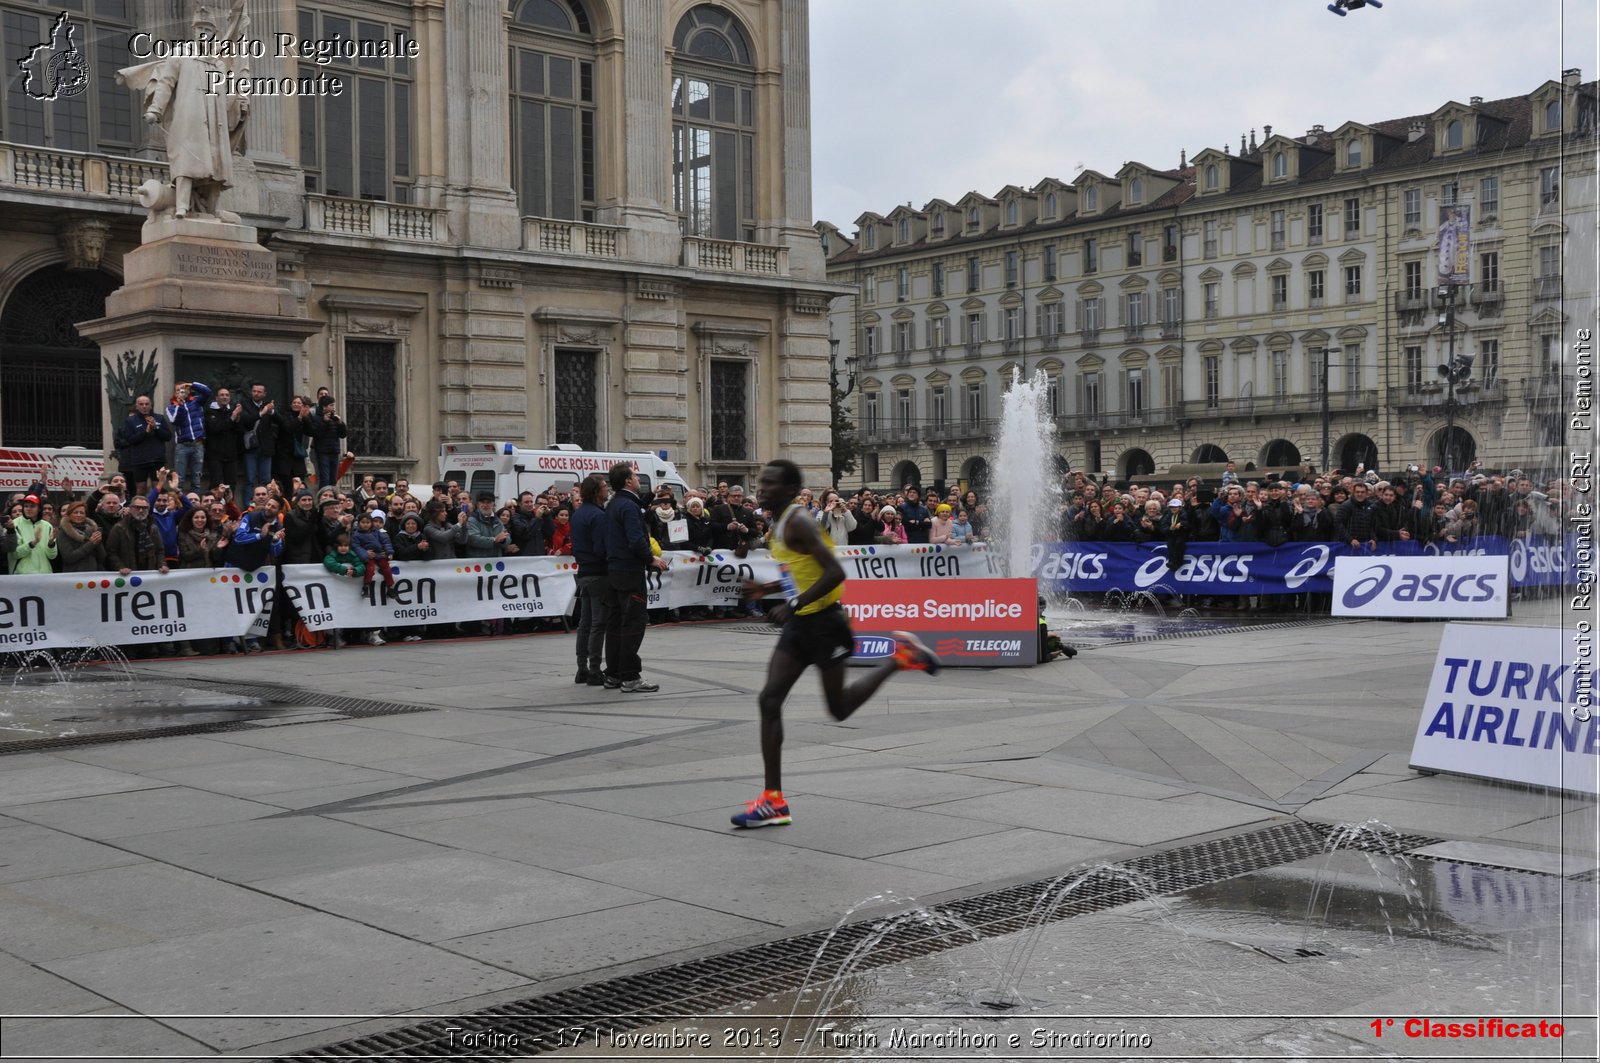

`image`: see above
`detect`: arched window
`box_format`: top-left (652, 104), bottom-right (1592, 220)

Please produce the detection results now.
top-left (1445, 118), bottom-right (1463, 149)
top-left (1128, 178), bottom-right (1143, 204)
top-left (1203, 164), bottom-right (1218, 191)
top-left (1545, 99), bottom-right (1563, 130)
top-left (1083, 186), bottom-right (1098, 211)
top-left (1272, 151), bottom-right (1287, 178)
top-left (672, 6), bottom-right (757, 240)
top-left (510, 0), bottom-right (596, 220)
top-left (1006, 200), bottom-right (1017, 225)
top-left (1345, 139), bottom-right (1361, 167)
top-left (1, 266), bottom-right (117, 447)
top-left (1044, 193), bottom-right (1057, 217)
top-left (967, 206), bottom-right (980, 228)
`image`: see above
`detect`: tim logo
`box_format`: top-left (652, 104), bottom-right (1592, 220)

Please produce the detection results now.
top-left (17, 12), bottom-right (90, 102)
top-left (853, 636), bottom-right (894, 659)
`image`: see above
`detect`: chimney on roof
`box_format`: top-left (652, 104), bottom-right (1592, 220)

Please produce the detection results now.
top-left (1240, 134), bottom-right (1247, 154)
top-left (1470, 95), bottom-right (1483, 106)
top-left (1408, 119), bottom-right (1427, 142)
top-left (1249, 128), bottom-right (1257, 152)
top-left (1179, 148), bottom-right (1187, 168)
top-left (1223, 142), bottom-right (1231, 156)
top-left (1564, 68), bottom-right (1581, 86)
top-left (1263, 124), bottom-right (1272, 140)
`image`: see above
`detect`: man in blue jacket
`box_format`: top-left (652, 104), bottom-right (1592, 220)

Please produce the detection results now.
top-left (166, 381), bottom-right (212, 494)
top-left (569, 473), bottom-right (610, 686)
top-left (603, 462), bottom-right (668, 693)
top-left (116, 395), bottom-right (172, 495)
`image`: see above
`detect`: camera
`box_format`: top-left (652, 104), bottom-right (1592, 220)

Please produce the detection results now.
top-left (1407, 464), bottom-right (1419, 473)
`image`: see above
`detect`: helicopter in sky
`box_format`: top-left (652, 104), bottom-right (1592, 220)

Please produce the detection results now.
top-left (1329, 0), bottom-right (1383, 14)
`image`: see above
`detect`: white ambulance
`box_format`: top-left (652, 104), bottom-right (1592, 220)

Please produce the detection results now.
top-left (438, 443), bottom-right (690, 503)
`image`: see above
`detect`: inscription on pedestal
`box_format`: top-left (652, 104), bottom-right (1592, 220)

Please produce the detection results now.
top-left (171, 245), bottom-right (274, 284)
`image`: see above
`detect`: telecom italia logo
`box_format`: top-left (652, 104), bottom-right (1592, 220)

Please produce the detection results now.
top-left (1333, 555), bottom-right (1508, 618)
top-left (17, 12), bottom-right (89, 102)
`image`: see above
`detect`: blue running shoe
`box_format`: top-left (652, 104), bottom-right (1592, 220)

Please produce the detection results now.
top-left (731, 792), bottom-right (791, 828)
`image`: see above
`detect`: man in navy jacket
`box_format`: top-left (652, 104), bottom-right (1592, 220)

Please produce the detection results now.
top-left (569, 473), bottom-right (610, 686)
top-left (602, 462), bottom-right (668, 693)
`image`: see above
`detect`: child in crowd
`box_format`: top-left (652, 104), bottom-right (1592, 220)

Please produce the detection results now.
top-left (324, 532), bottom-right (364, 580)
top-left (351, 510), bottom-right (397, 587)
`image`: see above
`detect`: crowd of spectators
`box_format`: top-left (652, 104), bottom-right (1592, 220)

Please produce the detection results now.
top-left (2, 389), bottom-right (1581, 657)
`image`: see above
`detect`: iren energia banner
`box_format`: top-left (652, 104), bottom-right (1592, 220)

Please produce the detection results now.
top-left (0, 568), bottom-right (278, 651)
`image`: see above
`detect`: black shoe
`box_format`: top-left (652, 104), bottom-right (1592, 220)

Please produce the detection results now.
top-left (575, 667), bottom-right (589, 684)
top-left (587, 672), bottom-right (605, 686)
top-left (603, 675), bottom-right (622, 689)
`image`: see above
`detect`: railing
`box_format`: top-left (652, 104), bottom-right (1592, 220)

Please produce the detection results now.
top-left (1123, 324), bottom-right (1145, 342)
top-left (1163, 390), bottom-right (1380, 420)
top-left (1525, 374), bottom-right (1575, 402)
top-left (964, 342), bottom-right (983, 360)
top-left (682, 236), bottom-right (788, 276)
top-left (1535, 276), bottom-right (1562, 300)
top-left (894, 350), bottom-right (912, 366)
top-left (523, 217), bottom-right (624, 258)
top-left (1393, 292), bottom-right (1428, 313)
top-left (1159, 321), bottom-right (1182, 339)
top-left (1, 141), bottom-right (169, 199)
top-left (1040, 332), bottom-right (1061, 350)
top-left (929, 345), bottom-right (947, 363)
top-left (1387, 379), bottom-right (1507, 407)
top-left (305, 194), bottom-right (448, 243)
top-left (1080, 327), bottom-right (1100, 346)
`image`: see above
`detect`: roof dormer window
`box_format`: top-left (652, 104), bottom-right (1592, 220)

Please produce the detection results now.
top-left (1128, 178), bottom-right (1143, 205)
top-left (932, 212), bottom-right (946, 237)
top-left (967, 206), bottom-right (980, 230)
top-left (1006, 200), bottom-right (1017, 226)
top-left (1044, 192), bottom-right (1057, 218)
top-left (1203, 164), bottom-right (1218, 191)
top-left (1345, 139), bottom-right (1361, 167)
top-left (897, 218), bottom-right (909, 243)
top-left (864, 227), bottom-right (876, 250)
top-left (1546, 99), bottom-right (1563, 131)
top-left (1083, 186), bottom-right (1098, 211)
top-left (1271, 151), bottom-right (1287, 179)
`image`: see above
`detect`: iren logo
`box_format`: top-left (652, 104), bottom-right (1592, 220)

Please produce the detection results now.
top-left (18, 12), bottom-right (90, 102)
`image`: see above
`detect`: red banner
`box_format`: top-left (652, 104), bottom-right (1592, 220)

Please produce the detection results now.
top-left (841, 577), bottom-right (1038, 668)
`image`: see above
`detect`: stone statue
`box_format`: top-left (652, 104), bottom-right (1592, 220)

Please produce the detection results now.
top-left (116, 3), bottom-right (249, 223)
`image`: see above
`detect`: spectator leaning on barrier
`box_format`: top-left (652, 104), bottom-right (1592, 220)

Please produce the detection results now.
top-left (166, 380), bottom-right (212, 494)
top-left (57, 500), bottom-right (106, 572)
top-left (7, 493), bottom-right (57, 574)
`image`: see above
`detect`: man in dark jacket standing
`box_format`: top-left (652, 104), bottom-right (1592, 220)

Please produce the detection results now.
top-left (238, 384), bottom-right (278, 501)
top-left (899, 486), bottom-right (932, 544)
top-left (117, 395), bottom-right (172, 495)
top-left (569, 473), bottom-right (610, 685)
top-left (603, 462), bottom-right (668, 693)
top-left (1336, 480), bottom-right (1382, 551)
top-left (203, 387), bottom-right (243, 496)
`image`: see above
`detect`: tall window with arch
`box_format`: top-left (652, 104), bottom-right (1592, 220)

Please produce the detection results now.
top-left (672, 6), bottom-right (757, 240)
top-left (509, 0), bottom-right (597, 220)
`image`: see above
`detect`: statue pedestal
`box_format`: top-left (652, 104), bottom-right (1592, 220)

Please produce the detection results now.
top-left (77, 222), bottom-right (323, 469)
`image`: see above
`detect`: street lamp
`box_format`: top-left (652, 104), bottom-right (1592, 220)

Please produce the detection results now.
top-left (1318, 349), bottom-right (1341, 474)
top-left (828, 340), bottom-right (860, 487)
top-left (1435, 284), bottom-right (1473, 475)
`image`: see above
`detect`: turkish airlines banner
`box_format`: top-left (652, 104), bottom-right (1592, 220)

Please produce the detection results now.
top-left (0, 568), bottom-right (274, 650)
top-left (1410, 623), bottom-right (1598, 796)
top-left (842, 577), bottom-right (1038, 668)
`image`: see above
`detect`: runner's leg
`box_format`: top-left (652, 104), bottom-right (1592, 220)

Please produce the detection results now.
top-left (757, 647), bottom-right (809, 792)
top-left (817, 658), bottom-right (899, 722)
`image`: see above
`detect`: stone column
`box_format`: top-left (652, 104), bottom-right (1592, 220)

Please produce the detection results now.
top-left (777, 0), bottom-right (823, 281)
top-left (613, 0), bottom-right (679, 267)
top-left (438, 0), bottom-right (519, 248)
top-left (779, 294), bottom-right (834, 486)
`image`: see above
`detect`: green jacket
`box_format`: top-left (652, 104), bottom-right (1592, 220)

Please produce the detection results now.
top-left (8, 516), bottom-right (57, 574)
top-left (323, 548), bottom-right (364, 578)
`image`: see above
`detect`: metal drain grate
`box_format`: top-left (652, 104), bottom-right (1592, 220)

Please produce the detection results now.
top-left (263, 819), bottom-right (1442, 1062)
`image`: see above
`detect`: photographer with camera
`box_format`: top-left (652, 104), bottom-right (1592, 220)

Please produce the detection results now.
top-left (306, 395), bottom-right (348, 489)
top-left (166, 380), bottom-right (212, 494)
top-left (115, 395), bottom-right (172, 495)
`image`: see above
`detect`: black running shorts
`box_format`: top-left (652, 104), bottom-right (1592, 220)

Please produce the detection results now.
top-left (776, 603), bottom-right (855, 669)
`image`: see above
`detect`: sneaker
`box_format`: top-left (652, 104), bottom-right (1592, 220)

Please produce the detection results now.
top-left (403, 634), bottom-right (423, 642)
top-left (603, 675), bottom-right (622, 689)
top-left (587, 672), bottom-right (606, 687)
top-left (367, 632), bottom-right (386, 646)
top-left (731, 792), bottom-right (791, 828)
top-left (891, 630), bottom-right (941, 675)
top-left (621, 678), bottom-right (659, 693)
top-left (574, 667), bottom-right (589, 684)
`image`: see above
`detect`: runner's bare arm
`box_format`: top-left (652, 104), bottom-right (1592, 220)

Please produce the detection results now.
top-left (784, 509), bottom-right (845, 610)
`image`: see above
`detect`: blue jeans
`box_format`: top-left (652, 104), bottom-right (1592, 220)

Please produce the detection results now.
top-left (315, 451), bottom-right (340, 489)
top-left (175, 440), bottom-right (205, 493)
top-left (243, 450), bottom-right (273, 499)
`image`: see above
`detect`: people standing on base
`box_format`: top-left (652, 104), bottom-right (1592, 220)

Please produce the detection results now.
top-left (730, 458), bottom-right (941, 829)
top-left (602, 462), bottom-right (668, 693)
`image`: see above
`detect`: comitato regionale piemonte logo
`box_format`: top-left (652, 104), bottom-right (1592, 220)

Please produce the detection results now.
top-left (17, 11), bottom-right (90, 102)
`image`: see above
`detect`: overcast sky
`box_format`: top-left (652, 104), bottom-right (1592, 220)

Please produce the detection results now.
top-left (809, 0), bottom-right (1600, 229)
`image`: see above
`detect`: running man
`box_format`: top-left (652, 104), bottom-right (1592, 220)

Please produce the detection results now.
top-left (731, 459), bottom-right (939, 828)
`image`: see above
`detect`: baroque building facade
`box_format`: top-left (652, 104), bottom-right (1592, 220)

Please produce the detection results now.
top-left (0, 0), bottom-right (835, 487)
top-left (824, 73), bottom-right (1597, 493)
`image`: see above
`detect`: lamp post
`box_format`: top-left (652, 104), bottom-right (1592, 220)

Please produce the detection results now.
top-left (828, 340), bottom-right (859, 487)
top-left (1435, 284), bottom-right (1473, 475)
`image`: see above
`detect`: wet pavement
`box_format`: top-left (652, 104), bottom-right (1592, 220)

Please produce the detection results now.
top-left (0, 599), bottom-right (1591, 1061)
